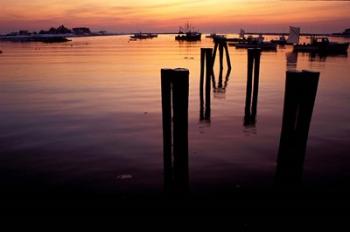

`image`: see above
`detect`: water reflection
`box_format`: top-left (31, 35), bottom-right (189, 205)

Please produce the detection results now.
top-left (212, 37), bottom-right (232, 71)
top-left (212, 68), bottom-right (231, 99)
top-left (286, 52), bottom-right (298, 71)
top-left (308, 52), bottom-right (348, 62)
top-left (275, 70), bottom-right (320, 187)
top-left (1, 35), bottom-right (350, 198)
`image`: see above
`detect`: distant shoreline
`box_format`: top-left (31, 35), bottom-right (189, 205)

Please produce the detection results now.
top-left (0, 31), bottom-right (343, 36)
top-left (1, 32), bottom-right (348, 40)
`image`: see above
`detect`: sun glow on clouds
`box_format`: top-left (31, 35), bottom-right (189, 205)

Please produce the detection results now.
top-left (0, 0), bottom-right (349, 33)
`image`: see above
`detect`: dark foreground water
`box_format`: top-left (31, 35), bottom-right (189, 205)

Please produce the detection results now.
top-left (0, 35), bottom-right (350, 205)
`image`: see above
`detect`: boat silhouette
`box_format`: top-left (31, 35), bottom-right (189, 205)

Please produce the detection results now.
top-left (294, 37), bottom-right (349, 54)
top-left (175, 23), bottom-right (201, 42)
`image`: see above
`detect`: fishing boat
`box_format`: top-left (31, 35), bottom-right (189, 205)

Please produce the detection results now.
top-left (230, 34), bottom-right (277, 51)
top-left (130, 33), bottom-right (158, 40)
top-left (212, 34), bottom-right (226, 42)
top-left (294, 37), bottom-right (349, 54)
top-left (226, 29), bottom-right (247, 43)
top-left (332, 28), bottom-right (350, 38)
top-left (234, 41), bottom-right (277, 51)
top-left (206, 33), bottom-right (217, 38)
top-left (175, 23), bottom-right (201, 41)
top-left (271, 35), bottom-right (288, 45)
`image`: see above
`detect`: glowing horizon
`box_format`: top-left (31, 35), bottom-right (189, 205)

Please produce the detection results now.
top-left (1, 0), bottom-right (349, 34)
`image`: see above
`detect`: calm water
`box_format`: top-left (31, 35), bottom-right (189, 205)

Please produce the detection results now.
top-left (0, 35), bottom-right (350, 199)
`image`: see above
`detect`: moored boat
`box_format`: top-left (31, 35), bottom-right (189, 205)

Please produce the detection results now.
top-left (229, 34), bottom-right (277, 51)
top-left (233, 41), bottom-right (277, 51)
top-left (175, 23), bottom-right (201, 41)
top-left (332, 28), bottom-right (350, 38)
top-left (293, 37), bottom-right (349, 54)
top-left (130, 33), bottom-right (158, 40)
top-left (226, 29), bottom-right (248, 43)
top-left (271, 35), bottom-right (289, 45)
top-left (206, 33), bottom-right (217, 38)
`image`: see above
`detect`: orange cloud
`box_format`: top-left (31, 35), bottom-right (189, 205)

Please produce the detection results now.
top-left (0, 0), bottom-right (349, 33)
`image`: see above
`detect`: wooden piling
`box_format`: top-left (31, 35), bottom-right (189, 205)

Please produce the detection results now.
top-left (212, 38), bottom-right (231, 71)
top-left (172, 68), bottom-right (189, 192)
top-left (219, 43), bottom-right (224, 70)
top-left (245, 49), bottom-right (254, 117)
top-left (211, 39), bottom-right (232, 96)
top-left (244, 48), bottom-right (261, 126)
top-left (275, 70), bottom-right (320, 186)
top-left (251, 49), bottom-right (261, 117)
top-left (200, 48), bottom-right (206, 120)
top-left (161, 68), bottom-right (190, 194)
top-left (224, 42), bottom-right (232, 70)
top-left (199, 48), bottom-right (213, 122)
top-left (161, 69), bottom-right (173, 188)
top-left (212, 42), bottom-right (219, 67)
top-left (205, 48), bottom-right (213, 120)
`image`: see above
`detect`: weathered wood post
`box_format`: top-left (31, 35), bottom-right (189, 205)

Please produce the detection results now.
top-left (161, 68), bottom-right (189, 194)
top-left (218, 66), bottom-right (224, 89)
top-left (275, 70), bottom-right (320, 187)
top-left (219, 42), bottom-right (224, 70)
top-left (211, 37), bottom-right (232, 97)
top-left (200, 48), bottom-right (206, 121)
top-left (161, 69), bottom-right (173, 190)
top-left (199, 48), bottom-right (213, 122)
top-left (244, 48), bottom-right (261, 126)
top-left (212, 37), bottom-right (231, 71)
top-left (205, 48), bottom-right (213, 120)
top-left (212, 42), bottom-right (219, 66)
top-left (251, 49), bottom-right (261, 117)
top-left (224, 42), bottom-right (232, 70)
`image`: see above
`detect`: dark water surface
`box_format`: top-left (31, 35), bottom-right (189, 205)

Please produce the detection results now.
top-left (0, 35), bottom-right (350, 202)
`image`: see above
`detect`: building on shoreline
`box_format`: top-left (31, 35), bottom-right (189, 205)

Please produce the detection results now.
top-left (332, 28), bottom-right (350, 37)
top-left (40, 25), bottom-right (72, 34)
top-left (3, 25), bottom-right (92, 36)
top-left (72, 27), bottom-right (91, 35)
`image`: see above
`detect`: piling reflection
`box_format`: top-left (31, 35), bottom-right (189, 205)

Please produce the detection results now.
top-left (212, 67), bottom-right (231, 99)
top-left (308, 52), bottom-right (348, 62)
top-left (244, 48), bottom-right (261, 127)
top-left (161, 68), bottom-right (189, 195)
top-left (211, 38), bottom-right (232, 99)
top-left (286, 51), bottom-right (298, 71)
top-left (275, 70), bottom-right (320, 187)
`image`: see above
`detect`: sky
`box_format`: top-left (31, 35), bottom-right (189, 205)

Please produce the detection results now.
top-left (0, 0), bottom-right (349, 33)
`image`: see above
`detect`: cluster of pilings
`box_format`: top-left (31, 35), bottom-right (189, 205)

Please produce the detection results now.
top-left (212, 36), bottom-right (231, 71)
top-left (161, 45), bottom-right (320, 195)
top-left (212, 37), bottom-right (232, 95)
top-left (199, 38), bottom-right (233, 122)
